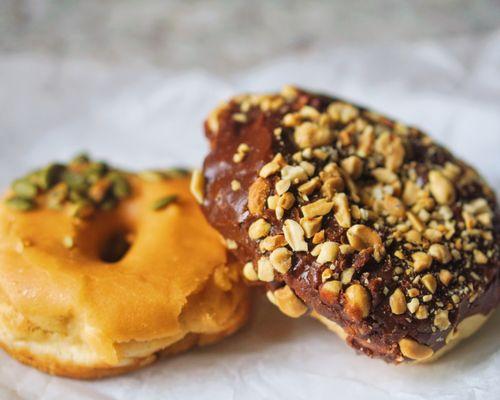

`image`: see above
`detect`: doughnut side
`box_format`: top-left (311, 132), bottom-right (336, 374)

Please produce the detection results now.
top-left (200, 86), bottom-right (500, 363)
top-left (0, 261), bottom-right (250, 379)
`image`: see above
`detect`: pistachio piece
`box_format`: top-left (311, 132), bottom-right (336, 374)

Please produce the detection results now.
top-left (12, 179), bottom-right (37, 198)
top-left (63, 170), bottom-right (88, 192)
top-left (5, 197), bottom-right (35, 211)
top-left (37, 163), bottom-right (65, 190)
top-left (69, 201), bottom-right (95, 219)
top-left (152, 194), bottom-right (178, 211)
top-left (109, 173), bottom-right (131, 198)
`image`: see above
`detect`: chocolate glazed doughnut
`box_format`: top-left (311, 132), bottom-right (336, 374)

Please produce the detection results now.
top-left (197, 86), bottom-right (499, 363)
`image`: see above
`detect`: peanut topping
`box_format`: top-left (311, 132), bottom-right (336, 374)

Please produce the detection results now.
top-left (233, 143), bottom-right (250, 163)
top-left (412, 252), bottom-right (433, 273)
top-left (421, 274), bottom-right (437, 293)
top-left (428, 170), bottom-right (456, 205)
top-left (300, 216), bottom-right (322, 238)
top-left (273, 285), bottom-right (308, 318)
top-left (346, 225), bottom-right (382, 251)
top-left (383, 195), bottom-right (406, 219)
top-left (320, 280), bottom-right (342, 304)
top-left (428, 244), bottom-right (452, 264)
top-left (248, 218), bottom-right (271, 240)
top-left (190, 169), bottom-right (205, 204)
top-left (321, 177), bottom-right (345, 199)
top-left (332, 193), bottom-right (351, 228)
top-left (341, 267), bottom-right (355, 285)
top-left (439, 269), bottom-right (453, 286)
top-left (298, 177), bottom-right (320, 196)
top-left (275, 179), bottom-right (291, 196)
top-left (257, 257), bottom-right (274, 282)
top-left (341, 156), bottom-right (363, 179)
top-left (259, 154), bottom-right (285, 178)
top-left (407, 298), bottom-right (420, 314)
top-left (283, 219), bottom-right (308, 252)
top-left (301, 198), bottom-right (334, 218)
top-left (242, 262), bottom-right (258, 281)
top-left (407, 211), bottom-right (425, 232)
top-left (231, 180), bottom-right (241, 191)
top-left (270, 247), bottom-right (292, 273)
top-left (434, 310), bottom-right (451, 331)
top-left (344, 284), bottom-right (371, 319)
top-left (372, 168), bottom-right (398, 184)
top-left (313, 241), bottom-right (339, 265)
top-left (281, 165), bottom-right (308, 183)
top-left (473, 249), bottom-right (488, 264)
top-left (415, 305), bottom-right (429, 320)
top-left (399, 338), bottom-right (434, 360)
top-left (248, 178), bottom-right (270, 216)
top-left (294, 122), bottom-right (334, 149)
top-left (259, 234), bottom-right (287, 252)
top-left (389, 288), bottom-right (407, 315)
top-left (227, 87), bottom-right (498, 349)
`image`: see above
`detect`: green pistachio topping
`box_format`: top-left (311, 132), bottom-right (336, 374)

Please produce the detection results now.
top-left (4, 153), bottom-right (131, 218)
top-left (151, 194), bottom-right (178, 211)
top-left (5, 197), bottom-right (35, 211)
top-left (138, 168), bottom-right (190, 182)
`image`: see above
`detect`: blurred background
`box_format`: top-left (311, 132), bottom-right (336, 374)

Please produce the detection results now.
top-left (0, 2), bottom-right (500, 399)
top-left (2, 0), bottom-right (500, 73)
top-left (0, 0), bottom-right (499, 187)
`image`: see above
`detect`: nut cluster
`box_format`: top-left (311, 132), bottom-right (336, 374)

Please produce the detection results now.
top-left (210, 85), bottom-right (498, 359)
top-left (5, 154), bottom-right (132, 218)
top-left (5, 154), bottom-right (190, 218)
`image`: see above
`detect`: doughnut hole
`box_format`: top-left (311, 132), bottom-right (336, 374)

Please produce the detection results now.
top-left (74, 202), bottom-right (139, 265)
top-left (99, 230), bottom-right (133, 263)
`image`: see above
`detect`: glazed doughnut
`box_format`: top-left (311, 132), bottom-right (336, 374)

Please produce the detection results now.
top-left (199, 86), bottom-right (499, 363)
top-left (0, 155), bottom-right (250, 378)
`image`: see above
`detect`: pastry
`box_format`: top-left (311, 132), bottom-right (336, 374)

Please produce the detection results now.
top-left (0, 155), bottom-right (250, 378)
top-left (198, 86), bottom-right (499, 363)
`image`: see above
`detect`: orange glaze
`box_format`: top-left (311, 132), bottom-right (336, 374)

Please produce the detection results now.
top-left (0, 175), bottom-right (249, 376)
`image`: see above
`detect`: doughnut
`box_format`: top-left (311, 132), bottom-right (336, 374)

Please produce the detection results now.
top-left (0, 155), bottom-right (250, 378)
top-left (199, 86), bottom-right (499, 363)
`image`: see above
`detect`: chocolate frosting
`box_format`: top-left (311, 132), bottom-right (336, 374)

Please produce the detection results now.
top-left (202, 87), bottom-right (499, 362)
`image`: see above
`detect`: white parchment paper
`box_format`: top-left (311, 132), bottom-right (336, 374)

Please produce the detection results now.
top-left (0, 31), bottom-right (499, 400)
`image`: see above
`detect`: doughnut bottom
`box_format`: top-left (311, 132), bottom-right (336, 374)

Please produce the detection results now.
top-left (311, 311), bottom-right (492, 364)
top-left (0, 284), bottom-right (251, 379)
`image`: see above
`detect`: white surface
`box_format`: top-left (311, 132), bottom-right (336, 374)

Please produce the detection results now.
top-left (0, 29), bottom-right (499, 400)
